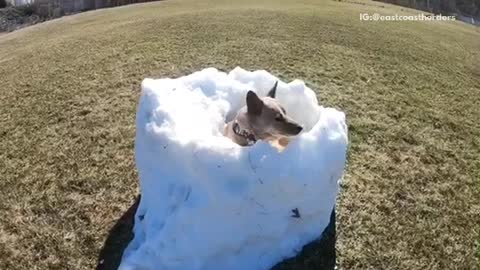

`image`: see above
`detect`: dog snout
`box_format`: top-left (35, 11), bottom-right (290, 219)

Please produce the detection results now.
top-left (291, 125), bottom-right (303, 135)
top-left (285, 123), bottom-right (303, 135)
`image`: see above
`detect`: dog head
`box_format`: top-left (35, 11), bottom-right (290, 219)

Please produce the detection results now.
top-left (245, 81), bottom-right (303, 140)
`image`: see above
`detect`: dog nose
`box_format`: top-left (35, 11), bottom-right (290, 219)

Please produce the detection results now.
top-left (296, 126), bottom-right (303, 133)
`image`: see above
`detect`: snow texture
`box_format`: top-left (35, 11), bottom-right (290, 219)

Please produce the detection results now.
top-left (119, 67), bottom-right (348, 270)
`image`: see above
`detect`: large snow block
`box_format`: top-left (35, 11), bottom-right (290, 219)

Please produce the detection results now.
top-left (119, 67), bottom-right (348, 270)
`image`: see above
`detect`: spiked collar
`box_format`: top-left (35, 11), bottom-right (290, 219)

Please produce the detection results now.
top-left (232, 120), bottom-right (257, 146)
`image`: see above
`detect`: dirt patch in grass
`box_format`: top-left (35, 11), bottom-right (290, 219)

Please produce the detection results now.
top-left (0, 0), bottom-right (479, 269)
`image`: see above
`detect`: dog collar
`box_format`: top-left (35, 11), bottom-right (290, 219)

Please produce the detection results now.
top-left (232, 120), bottom-right (257, 146)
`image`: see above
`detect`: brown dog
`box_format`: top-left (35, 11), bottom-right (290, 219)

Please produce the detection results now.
top-left (224, 81), bottom-right (303, 151)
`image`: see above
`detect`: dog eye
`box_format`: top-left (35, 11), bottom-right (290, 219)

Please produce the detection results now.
top-left (275, 114), bottom-right (284, 121)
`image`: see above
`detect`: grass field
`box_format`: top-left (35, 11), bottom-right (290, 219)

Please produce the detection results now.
top-left (0, 0), bottom-right (479, 269)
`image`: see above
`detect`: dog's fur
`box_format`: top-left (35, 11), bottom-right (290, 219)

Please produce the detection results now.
top-left (224, 81), bottom-right (303, 151)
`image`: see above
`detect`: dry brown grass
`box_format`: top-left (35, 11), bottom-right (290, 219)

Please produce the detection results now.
top-left (0, 0), bottom-right (479, 269)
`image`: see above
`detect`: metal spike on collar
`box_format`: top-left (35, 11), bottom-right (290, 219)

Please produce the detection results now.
top-left (233, 121), bottom-right (256, 146)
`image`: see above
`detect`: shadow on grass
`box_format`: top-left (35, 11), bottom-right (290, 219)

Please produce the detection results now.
top-left (96, 196), bottom-right (335, 270)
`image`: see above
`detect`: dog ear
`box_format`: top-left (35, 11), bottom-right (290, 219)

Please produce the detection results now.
top-left (267, 81), bottom-right (278, 98)
top-left (246, 91), bottom-right (263, 115)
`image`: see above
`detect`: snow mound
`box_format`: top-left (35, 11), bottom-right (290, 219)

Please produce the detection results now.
top-left (119, 67), bottom-right (348, 270)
